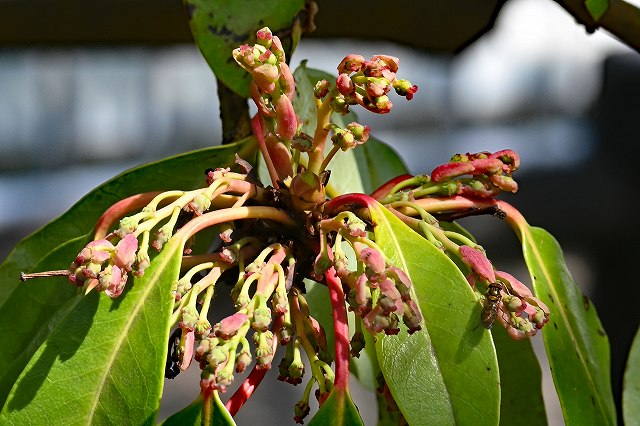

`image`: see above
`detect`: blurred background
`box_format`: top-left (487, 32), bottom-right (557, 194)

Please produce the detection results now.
top-left (1, 0), bottom-right (639, 424)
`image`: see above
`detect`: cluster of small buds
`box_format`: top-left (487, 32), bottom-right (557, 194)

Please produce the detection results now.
top-left (346, 242), bottom-right (422, 337)
top-left (317, 212), bottom-right (422, 342)
top-left (233, 27), bottom-right (299, 181)
top-left (325, 122), bottom-right (370, 151)
top-left (429, 150), bottom-right (520, 198)
top-left (68, 234), bottom-right (138, 298)
top-left (467, 269), bottom-right (550, 339)
top-left (458, 244), bottom-right (550, 338)
top-left (494, 271), bottom-right (550, 339)
top-left (314, 54), bottom-right (418, 115)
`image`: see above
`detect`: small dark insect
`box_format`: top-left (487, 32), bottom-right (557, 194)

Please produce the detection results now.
top-left (481, 282), bottom-right (505, 329)
top-left (165, 328), bottom-right (182, 379)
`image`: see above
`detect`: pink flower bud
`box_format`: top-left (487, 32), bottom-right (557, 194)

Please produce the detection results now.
top-left (275, 95), bottom-right (298, 141)
top-left (252, 63), bottom-right (278, 93)
top-left (115, 234), bottom-right (138, 271)
top-left (459, 245), bottom-right (495, 282)
top-left (270, 36), bottom-right (285, 62)
top-left (336, 73), bottom-right (355, 97)
top-left (490, 149), bottom-right (520, 173)
top-left (431, 162), bottom-right (475, 182)
top-left (488, 174), bottom-right (518, 192)
top-left (354, 243), bottom-right (386, 275)
top-left (371, 55), bottom-right (399, 73)
top-left (469, 158), bottom-right (503, 175)
top-left (337, 54), bottom-right (365, 74)
top-left (216, 312), bottom-right (248, 339)
top-left (279, 62), bottom-right (295, 100)
top-left (256, 27), bottom-right (273, 47)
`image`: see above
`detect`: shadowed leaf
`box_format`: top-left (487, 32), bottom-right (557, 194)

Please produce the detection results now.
top-left (370, 203), bottom-right (500, 425)
top-left (0, 138), bottom-right (257, 409)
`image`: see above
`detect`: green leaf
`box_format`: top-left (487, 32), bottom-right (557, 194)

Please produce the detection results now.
top-left (521, 226), bottom-right (616, 425)
top-left (0, 138), bottom-right (257, 409)
top-left (492, 325), bottom-right (547, 425)
top-left (584, 0), bottom-right (609, 21)
top-left (370, 203), bottom-right (500, 425)
top-left (623, 325), bottom-right (640, 426)
top-left (352, 135), bottom-right (408, 194)
top-left (0, 234), bottom-right (184, 424)
top-left (184, 0), bottom-right (306, 98)
top-left (161, 392), bottom-right (236, 426)
top-left (308, 389), bottom-right (364, 426)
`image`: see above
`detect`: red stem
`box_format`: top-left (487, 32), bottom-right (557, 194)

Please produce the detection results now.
top-left (224, 363), bottom-right (269, 416)
top-left (323, 192), bottom-right (377, 216)
top-left (369, 174), bottom-right (414, 200)
top-left (324, 265), bottom-right (350, 391)
top-left (251, 114), bottom-right (280, 189)
top-left (94, 192), bottom-right (161, 240)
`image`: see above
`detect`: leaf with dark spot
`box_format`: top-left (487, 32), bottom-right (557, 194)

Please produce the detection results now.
top-left (185, 0), bottom-right (306, 97)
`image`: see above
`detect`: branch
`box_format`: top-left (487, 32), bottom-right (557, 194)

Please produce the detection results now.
top-left (554, 0), bottom-right (640, 52)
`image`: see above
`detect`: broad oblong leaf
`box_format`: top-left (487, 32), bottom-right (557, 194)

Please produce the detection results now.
top-left (491, 325), bottom-right (547, 425)
top-left (370, 203), bottom-right (500, 425)
top-left (623, 325), bottom-right (640, 426)
top-left (521, 226), bottom-right (616, 425)
top-left (0, 236), bottom-right (184, 424)
top-left (308, 389), bottom-right (364, 426)
top-left (184, 0), bottom-right (305, 97)
top-left (352, 135), bottom-right (408, 195)
top-left (0, 138), bottom-right (257, 409)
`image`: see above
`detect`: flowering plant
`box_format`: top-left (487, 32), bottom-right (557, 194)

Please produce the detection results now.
top-left (0, 2), bottom-right (634, 425)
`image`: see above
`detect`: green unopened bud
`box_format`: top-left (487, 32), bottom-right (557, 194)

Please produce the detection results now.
top-left (314, 79), bottom-right (330, 99)
top-left (252, 295), bottom-right (272, 331)
top-left (331, 128), bottom-right (356, 151)
top-left (216, 369), bottom-right (234, 390)
top-left (254, 330), bottom-right (275, 369)
top-left (195, 318), bottom-right (212, 336)
top-left (235, 350), bottom-right (252, 373)
top-left (346, 122), bottom-right (370, 143)
top-left (180, 305), bottom-right (199, 331)
top-left (188, 193), bottom-right (211, 215)
top-left (290, 171), bottom-right (325, 211)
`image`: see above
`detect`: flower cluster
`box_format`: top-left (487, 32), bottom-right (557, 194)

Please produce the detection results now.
top-left (319, 53), bottom-right (418, 115)
top-left (24, 26), bottom-right (557, 425)
top-left (68, 234), bottom-right (138, 298)
top-left (316, 211), bottom-right (423, 344)
top-left (430, 150), bottom-right (520, 197)
top-left (233, 27), bottom-right (298, 182)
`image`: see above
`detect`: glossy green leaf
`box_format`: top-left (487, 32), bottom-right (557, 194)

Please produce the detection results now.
top-left (0, 138), bottom-right (257, 409)
top-left (370, 203), bottom-right (500, 425)
top-left (520, 226), bottom-right (616, 425)
top-left (161, 392), bottom-right (236, 426)
top-left (184, 0), bottom-right (305, 98)
top-left (623, 325), bottom-right (640, 426)
top-left (0, 235), bottom-right (184, 423)
top-left (308, 389), bottom-right (364, 426)
top-left (584, 0), bottom-right (609, 21)
top-left (492, 325), bottom-right (547, 425)
top-left (352, 135), bottom-right (408, 195)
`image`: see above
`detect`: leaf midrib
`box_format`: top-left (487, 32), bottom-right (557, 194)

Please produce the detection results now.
top-left (85, 238), bottom-right (181, 424)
